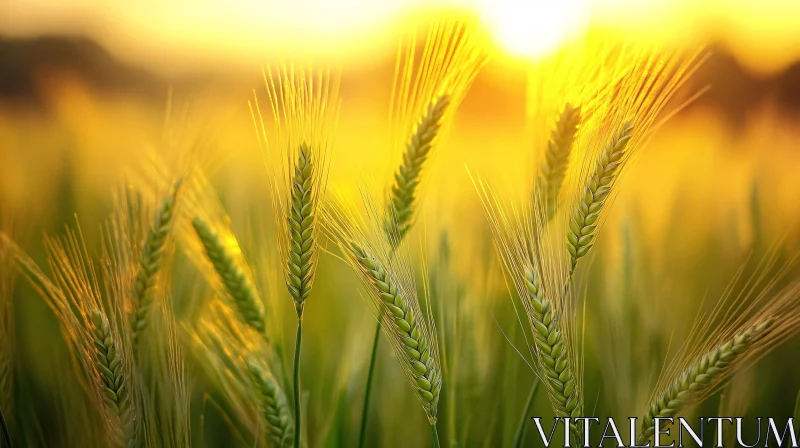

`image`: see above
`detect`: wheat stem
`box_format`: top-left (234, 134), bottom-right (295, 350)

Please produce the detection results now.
top-left (246, 360), bottom-right (294, 448)
top-left (431, 422), bottom-right (441, 448)
top-left (0, 405), bottom-right (10, 448)
top-left (537, 104), bottom-right (581, 220)
top-left (513, 378), bottom-right (540, 448)
top-left (567, 122), bottom-right (633, 274)
top-left (384, 95), bottom-right (450, 246)
top-left (285, 142), bottom-right (318, 448)
top-left (523, 266), bottom-right (581, 440)
top-left (292, 320), bottom-right (302, 448)
top-left (637, 318), bottom-right (775, 444)
top-left (358, 319), bottom-right (382, 448)
top-left (0, 356), bottom-right (9, 434)
top-left (191, 217), bottom-right (267, 336)
top-left (131, 179), bottom-right (181, 343)
top-left (90, 309), bottom-right (135, 448)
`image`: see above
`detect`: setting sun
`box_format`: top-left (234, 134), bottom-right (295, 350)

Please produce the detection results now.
top-left (478, 0), bottom-right (590, 58)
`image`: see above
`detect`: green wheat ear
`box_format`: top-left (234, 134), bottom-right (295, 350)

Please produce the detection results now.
top-left (637, 318), bottom-right (774, 444)
top-left (287, 142), bottom-right (316, 318)
top-left (567, 121), bottom-right (633, 273)
top-left (191, 217), bottom-right (267, 335)
top-left (350, 242), bottom-right (442, 422)
top-left (536, 104), bottom-right (581, 220)
top-left (385, 95), bottom-right (450, 246)
top-left (131, 179), bottom-right (182, 342)
top-left (523, 266), bottom-right (581, 440)
top-left (90, 309), bottom-right (136, 448)
top-left (246, 359), bottom-right (295, 447)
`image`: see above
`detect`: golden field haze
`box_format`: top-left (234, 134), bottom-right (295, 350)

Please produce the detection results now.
top-left (1, 2), bottom-right (800, 446)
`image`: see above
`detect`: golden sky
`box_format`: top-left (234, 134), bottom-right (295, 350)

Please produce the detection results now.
top-left (1, 0), bottom-right (799, 75)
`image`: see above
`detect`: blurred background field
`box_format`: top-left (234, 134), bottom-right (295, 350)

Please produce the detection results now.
top-left (1, 0), bottom-right (800, 446)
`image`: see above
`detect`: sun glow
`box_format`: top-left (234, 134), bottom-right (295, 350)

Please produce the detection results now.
top-left (478, 0), bottom-right (591, 59)
top-left (1, 0), bottom-right (800, 73)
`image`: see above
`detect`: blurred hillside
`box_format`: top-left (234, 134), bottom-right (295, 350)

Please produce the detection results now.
top-left (2, 35), bottom-right (800, 123)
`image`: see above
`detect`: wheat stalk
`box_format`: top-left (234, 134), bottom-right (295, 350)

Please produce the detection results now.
top-left (357, 19), bottom-right (487, 446)
top-left (474, 172), bottom-right (585, 445)
top-left (637, 319), bottom-right (774, 444)
top-left (2, 210), bottom-right (152, 447)
top-left (100, 178), bottom-right (192, 446)
top-left (38, 226), bottom-right (141, 446)
top-left (253, 65), bottom-right (341, 448)
top-left (142, 307), bottom-right (192, 448)
top-left (536, 104), bottom-right (581, 220)
top-left (191, 217), bottom-right (267, 336)
top-left (130, 179), bottom-right (182, 342)
top-left (246, 359), bottom-right (294, 448)
top-left (321, 189), bottom-right (444, 433)
top-left (90, 309), bottom-right (136, 448)
top-left (384, 95), bottom-right (450, 245)
top-left (178, 170), bottom-right (293, 445)
top-left (359, 94), bottom-right (451, 447)
top-left (475, 46), bottom-right (702, 444)
top-left (0, 212), bottom-right (17, 436)
top-left (4, 225), bottom-right (143, 446)
top-left (566, 121), bottom-right (633, 273)
top-left (523, 265), bottom-right (581, 439)
top-left (131, 247), bottom-right (191, 448)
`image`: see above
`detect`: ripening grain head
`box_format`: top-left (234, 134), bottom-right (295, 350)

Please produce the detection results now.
top-left (103, 179), bottom-right (183, 347)
top-left (251, 65), bottom-right (340, 317)
top-left (187, 301), bottom-right (291, 446)
top-left (174, 168), bottom-right (270, 337)
top-left (103, 180), bottom-right (189, 446)
top-left (560, 44), bottom-right (704, 275)
top-left (525, 36), bottom-right (646, 194)
top-left (246, 358), bottom-right (295, 447)
top-left (480, 41), bottom-right (704, 291)
top-left (637, 251), bottom-right (800, 443)
top-left (321, 192), bottom-right (442, 424)
top-left (2, 226), bottom-right (139, 448)
top-left (384, 18), bottom-right (487, 246)
top-left (192, 217), bottom-right (268, 336)
top-left (473, 41), bottom-right (704, 442)
top-left (473, 177), bottom-right (583, 439)
top-left (128, 178), bottom-right (182, 343)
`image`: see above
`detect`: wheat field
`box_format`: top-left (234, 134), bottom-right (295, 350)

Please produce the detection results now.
top-left (1, 7), bottom-right (800, 448)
